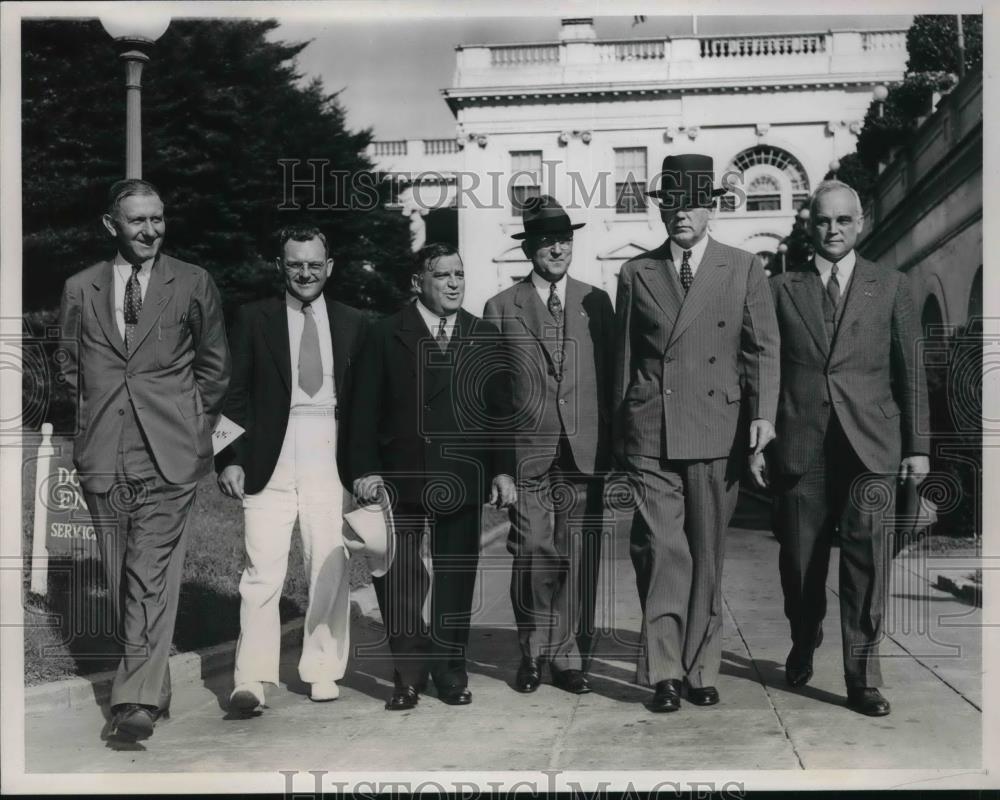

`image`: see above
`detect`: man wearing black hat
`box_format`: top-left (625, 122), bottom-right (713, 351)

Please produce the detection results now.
top-left (613, 154), bottom-right (780, 712)
top-left (484, 195), bottom-right (615, 696)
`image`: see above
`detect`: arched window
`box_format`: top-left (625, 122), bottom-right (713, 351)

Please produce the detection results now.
top-left (722, 146), bottom-right (810, 213)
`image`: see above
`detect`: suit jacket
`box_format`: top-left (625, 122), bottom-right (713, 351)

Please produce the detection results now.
top-left (613, 236), bottom-right (780, 462)
top-left (214, 295), bottom-right (369, 495)
top-left (58, 254), bottom-right (231, 493)
top-left (483, 274), bottom-right (614, 478)
top-left (768, 257), bottom-right (929, 476)
top-left (347, 302), bottom-right (512, 509)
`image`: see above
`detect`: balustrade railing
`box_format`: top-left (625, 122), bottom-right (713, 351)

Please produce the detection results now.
top-left (372, 140), bottom-right (407, 157)
top-left (490, 44), bottom-right (560, 66)
top-left (699, 33), bottom-right (826, 58)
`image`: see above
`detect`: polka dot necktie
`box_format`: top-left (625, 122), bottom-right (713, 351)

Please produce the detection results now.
top-left (124, 264), bottom-right (142, 353)
top-left (680, 250), bottom-right (694, 294)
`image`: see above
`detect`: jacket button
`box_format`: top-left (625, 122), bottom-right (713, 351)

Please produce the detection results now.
top-left (663, 356), bottom-right (673, 363)
top-left (664, 389), bottom-right (673, 396)
top-left (718, 321), bottom-right (726, 327)
top-left (118, 408), bottom-right (125, 416)
top-left (708, 357), bottom-right (716, 363)
top-left (558, 398), bottom-right (566, 405)
top-left (708, 390), bottom-right (715, 396)
top-left (822, 400), bottom-right (831, 407)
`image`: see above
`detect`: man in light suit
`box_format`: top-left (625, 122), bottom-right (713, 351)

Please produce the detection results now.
top-left (751, 180), bottom-right (929, 716)
top-left (614, 154), bottom-right (780, 712)
top-left (58, 179), bottom-right (231, 740)
top-left (350, 243), bottom-right (516, 711)
top-left (216, 225), bottom-right (368, 712)
top-left (483, 196), bottom-right (614, 695)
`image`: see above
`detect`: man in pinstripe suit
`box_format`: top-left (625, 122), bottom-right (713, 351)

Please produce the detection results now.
top-left (751, 180), bottom-right (929, 716)
top-left (614, 154), bottom-right (780, 713)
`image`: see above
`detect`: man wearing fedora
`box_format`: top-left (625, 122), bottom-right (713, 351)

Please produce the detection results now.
top-left (484, 195), bottom-right (614, 696)
top-left (216, 224), bottom-right (368, 712)
top-left (613, 154), bottom-right (780, 712)
top-left (350, 242), bottom-right (517, 711)
top-left (750, 180), bottom-right (929, 716)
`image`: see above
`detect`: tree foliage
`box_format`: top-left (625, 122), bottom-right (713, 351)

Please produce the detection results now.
top-left (22, 19), bottom-right (412, 317)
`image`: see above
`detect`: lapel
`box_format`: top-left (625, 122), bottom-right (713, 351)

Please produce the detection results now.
top-left (128, 254), bottom-right (176, 358)
top-left (562, 277), bottom-right (591, 382)
top-left (635, 241), bottom-right (682, 323)
top-left (393, 300), bottom-right (426, 359)
top-left (262, 297), bottom-right (292, 393)
top-left (829, 257), bottom-right (881, 364)
top-left (668, 237), bottom-right (730, 347)
top-left (89, 261), bottom-right (126, 359)
top-left (328, 299), bottom-right (351, 399)
top-left (513, 276), bottom-right (560, 369)
top-left (783, 263), bottom-right (830, 357)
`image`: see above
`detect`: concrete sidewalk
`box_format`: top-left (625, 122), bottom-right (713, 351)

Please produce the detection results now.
top-left (24, 496), bottom-right (982, 772)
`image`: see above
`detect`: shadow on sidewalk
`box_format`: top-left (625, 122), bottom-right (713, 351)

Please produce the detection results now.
top-left (722, 650), bottom-right (845, 708)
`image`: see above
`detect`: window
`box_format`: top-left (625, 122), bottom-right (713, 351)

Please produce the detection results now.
top-left (615, 147), bottom-right (647, 214)
top-left (510, 151), bottom-right (543, 216)
top-left (722, 145), bottom-right (810, 213)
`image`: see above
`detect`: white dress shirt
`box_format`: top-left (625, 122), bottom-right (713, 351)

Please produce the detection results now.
top-left (531, 270), bottom-right (567, 310)
top-left (669, 235), bottom-right (710, 281)
top-left (112, 253), bottom-right (154, 339)
top-left (415, 299), bottom-right (458, 343)
top-left (286, 293), bottom-right (336, 410)
top-left (814, 249), bottom-right (856, 294)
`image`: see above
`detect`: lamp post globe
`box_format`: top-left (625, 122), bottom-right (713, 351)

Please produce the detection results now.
top-left (100, 12), bottom-right (171, 179)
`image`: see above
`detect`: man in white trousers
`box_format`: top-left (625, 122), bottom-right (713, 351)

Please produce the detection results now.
top-left (217, 225), bottom-right (368, 711)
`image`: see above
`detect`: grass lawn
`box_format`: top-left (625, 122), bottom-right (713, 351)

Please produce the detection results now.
top-left (22, 434), bottom-right (512, 686)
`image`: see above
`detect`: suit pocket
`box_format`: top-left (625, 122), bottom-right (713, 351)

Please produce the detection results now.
top-left (177, 393), bottom-right (204, 420)
top-left (156, 319), bottom-right (190, 368)
top-left (879, 398), bottom-right (901, 418)
top-left (725, 383), bottom-right (742, 404)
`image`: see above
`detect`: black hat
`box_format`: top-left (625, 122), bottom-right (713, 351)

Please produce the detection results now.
top-left (646, 154), bottom-right (728, 211)
top-left (511, 195), bottom-right (585, 240)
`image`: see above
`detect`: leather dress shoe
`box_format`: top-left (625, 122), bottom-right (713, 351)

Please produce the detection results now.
top-left (438, 686), bottom-right (473, 706)
top-left (515, 657), bottom-right (542, 693)
top-left (385, 685), bottom-right (420, 711)
top-left (112, 703), bottom-right (156, 740)
top-left (846, 687), bottom-right (891, 717)
top-left (785, 627), bottom-right (824, 688)
top-left (551, 667), bottom-right (592, 695)
top-left (649, 679), bottom-right (682, 713)
top-left (683, 680), bottom-right (720, 706)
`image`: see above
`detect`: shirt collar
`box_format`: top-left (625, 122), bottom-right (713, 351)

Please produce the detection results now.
top-left (814, 249), bottom-right (857, 279)
top-left (530, 270), bottom-right (567, 295)
top-left (415, 299), bottom-right (458, 335)
top-left (114, 252), bottom-right (155, 276)
top-left (285, 292), bottom-right (328, 315)
top-left (669, 234), bottom-right (710, 269)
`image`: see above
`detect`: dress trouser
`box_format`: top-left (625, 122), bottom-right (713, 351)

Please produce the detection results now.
top-left (774, 414), bottom-right (891, 688)
top-left (626, 455), bottom-right (738, 688)
top-left (83, 404), bottom-right (198, 711)
top-left (234, 407), bottom-right (350, 686)
top-left (508, 439), bottom-right (604, 671)
top-left (373, 503), bottom-right (480, 691)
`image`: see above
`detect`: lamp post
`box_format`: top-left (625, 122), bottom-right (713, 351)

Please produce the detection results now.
top-left (828, 158), bottom-right (841, 179)
top-left (873, 84), bottom-right (888, 120)
top-left (776, 242), bottom-right (788, 275)
top-left (100, 11), bottom-right (171, 179)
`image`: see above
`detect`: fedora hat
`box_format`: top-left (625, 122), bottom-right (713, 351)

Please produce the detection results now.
top-left (511, 194), bottom-right (585, 240)
top-left (646, 153), bottom-right (728, 211)
top-left (343, 503), bottom-right (396, 578)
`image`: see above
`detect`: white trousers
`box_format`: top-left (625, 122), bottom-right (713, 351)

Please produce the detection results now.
top-left (233, 408), bottom-right (350, 686)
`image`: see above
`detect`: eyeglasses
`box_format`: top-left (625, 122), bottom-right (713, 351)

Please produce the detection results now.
top-left (283, 261), bottom-right (326, 276)
top-left (533, 235), bottom-right (574, 250)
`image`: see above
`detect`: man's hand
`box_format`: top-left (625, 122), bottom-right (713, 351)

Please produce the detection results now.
top-left (353, 475), bottom-right (386, 505)
top-left (749, 419), bottom-right (776, 455)
top-left (899, 455), bottom-right (930, 485)
top-left (748, 452), bottom-right (770, 490)
top-left (218, 465), bottom-right (246, 500)
top-left (489, 474), bottom-right (517, 509)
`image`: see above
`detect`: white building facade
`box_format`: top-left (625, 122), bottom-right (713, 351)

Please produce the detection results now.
top-left (369, 19), bottom-right (908, 314)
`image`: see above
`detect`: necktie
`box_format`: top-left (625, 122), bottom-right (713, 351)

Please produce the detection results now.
top-left (436, 316), bottom-right (449, 351)
top-left (827, 262), bottom-right (841, 308)
top-left (124, 264), bottom-right (142, 353)
top-left (298, 303), bottom-right (322, 397)
top-left (547, 282), bottom-right (564, 378)
top-left (680, 250), bottom-right (694, 293)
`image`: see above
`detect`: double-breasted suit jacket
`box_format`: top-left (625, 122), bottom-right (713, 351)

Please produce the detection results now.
top-left (214, 295), bottom-right (368, 494)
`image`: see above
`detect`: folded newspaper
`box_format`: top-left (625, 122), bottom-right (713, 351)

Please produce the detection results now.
top-left (212, 414), bottom-right (246, 455)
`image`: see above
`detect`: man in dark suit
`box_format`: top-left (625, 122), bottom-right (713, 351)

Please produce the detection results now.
top-left (751, 180), bottom-right (929, 716)
top-left (614, 154), bottom-right (780, 712)
top-left (350, 242), bottom-right (517, 710)
top-left (216, 225), bottom-right (368, 712)
top-left (483, 196), bottom-right (614, 695)
top-left (58, 179), bottom-right (231, 740)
